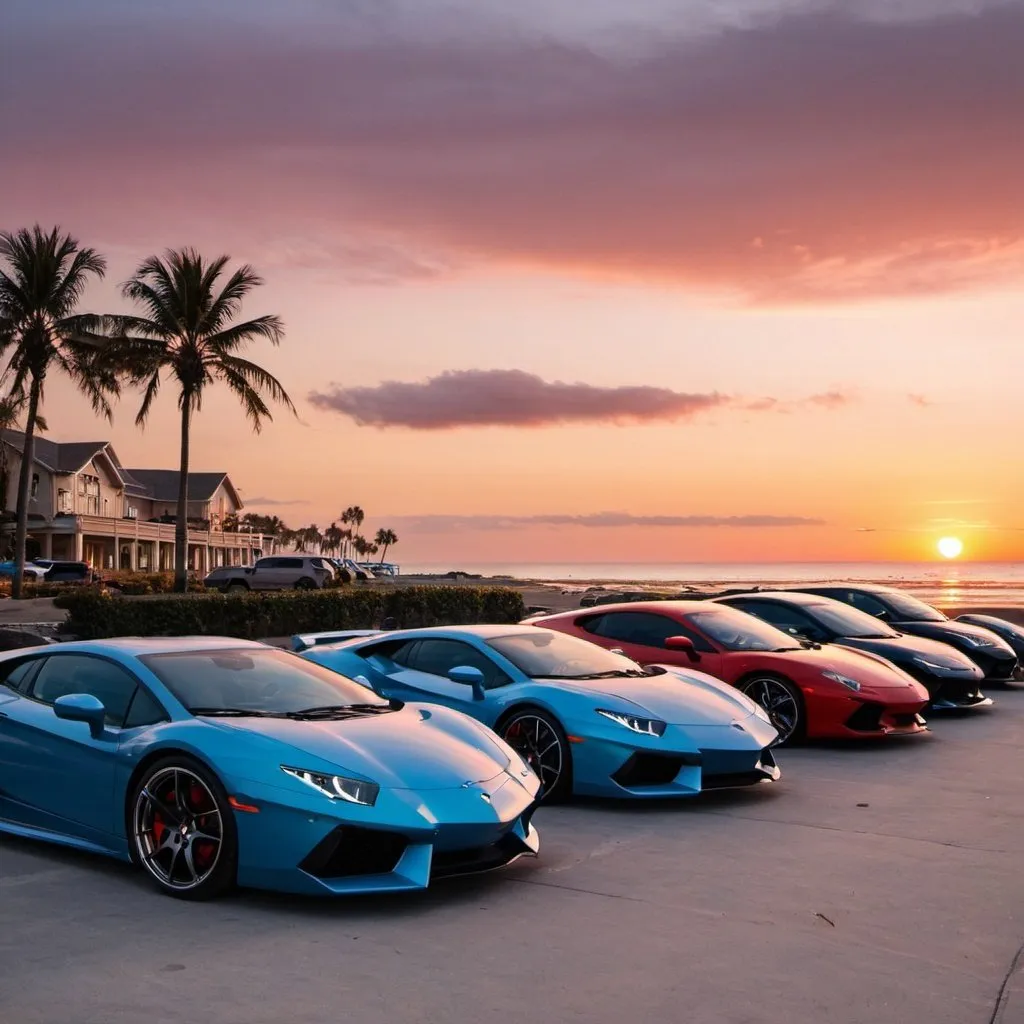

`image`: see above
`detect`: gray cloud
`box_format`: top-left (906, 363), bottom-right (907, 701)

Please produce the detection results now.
top-left (390, 512), bottom-right (826, 531)
top-left (242, 496), bottom-right (310, 507)
top-left (308, 370), bottom-right (860, 428)
top-left (308, 369), bottom-right (729, 428)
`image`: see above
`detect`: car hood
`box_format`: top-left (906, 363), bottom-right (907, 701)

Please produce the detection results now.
top-left (837, 634), bottom-right (981, 673)
top-left (787, 644), bottom-right (926, 692)
top-left (206, 705), bottom-right (511, 790)
top-left (894, 619), bottom-right (1016, 656)
top-left (561, 669), bottom-right (764, 726)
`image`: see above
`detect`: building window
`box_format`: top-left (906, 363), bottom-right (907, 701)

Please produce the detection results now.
top-left (57, 489), bottom-right (71, 512)
top-left (30, 473), bottom-right (39, 500)
top-left (79, 474), bottom-right (100, 515)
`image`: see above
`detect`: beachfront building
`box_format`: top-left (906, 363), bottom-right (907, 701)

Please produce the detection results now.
top-left (0, 431), bottom-right (275, 573)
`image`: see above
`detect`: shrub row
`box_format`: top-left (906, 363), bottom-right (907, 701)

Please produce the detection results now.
top-left (55, 586), bottom-right (526, 640)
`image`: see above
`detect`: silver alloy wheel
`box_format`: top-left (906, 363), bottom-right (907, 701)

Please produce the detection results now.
top-left (502, 713), bottom-right (564, 796)
top-left (742, 676), bottom-right (801, 743)
top-left (133, 766), bottom-right (224, 893)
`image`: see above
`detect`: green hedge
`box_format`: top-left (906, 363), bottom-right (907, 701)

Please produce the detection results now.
top-left (55, 586), bottom-right (526, 640)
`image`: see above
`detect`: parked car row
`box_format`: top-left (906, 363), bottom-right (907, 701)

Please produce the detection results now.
top-left (0, 585), bottom-right (1017, 903)
top-left (202, 555), bottom-right (387, 592)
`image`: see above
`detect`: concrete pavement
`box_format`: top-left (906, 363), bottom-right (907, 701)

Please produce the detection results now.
top-left (2, 690), bottom-right (1022, 1024)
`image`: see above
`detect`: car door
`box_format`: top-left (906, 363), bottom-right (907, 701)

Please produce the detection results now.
top-left (372, 638), bottom-right (510, 717)
top-left (578, 611), bottom-right (724, 675)
top-left (0, 652), bottom-right (142, 844)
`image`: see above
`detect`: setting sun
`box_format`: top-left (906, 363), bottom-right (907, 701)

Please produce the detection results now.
top-left (937, 536), bottom-right (964, 559)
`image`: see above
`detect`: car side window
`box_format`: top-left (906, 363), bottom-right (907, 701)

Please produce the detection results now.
top-left (29, 655), bottom-right (141, 727)
top-left (585, 611), bottom-right (710, 651)
top-left (123, 686), bottom-right (169, 728)
top-left (735, 602), bottom-right (817, 637)
top-left (409, 639), bottom-right (510, 690)
top-left (256, 558), bottom-right (279, 569)
top-left (845, 591), bottom-right (890, 618)
top-left (0, 656), bottom-right (45, 693)
top-left (359, 639), bottom-right (420, 669)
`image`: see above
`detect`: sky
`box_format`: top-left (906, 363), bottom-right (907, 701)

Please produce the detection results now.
top-left (2, 0), bottom-right (1023, 565)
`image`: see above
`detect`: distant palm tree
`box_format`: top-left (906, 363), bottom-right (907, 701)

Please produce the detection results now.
top-left (107, 249), bottom-right (293, 592)
top-left (374, 528), bottom-right (398, 564)
top-left (324, 522), bottom-right (343, 558)
top-left (0, 226), bottom-right (116, 596)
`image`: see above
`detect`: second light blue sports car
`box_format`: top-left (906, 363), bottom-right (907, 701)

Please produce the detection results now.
top-left (0, 637), bottom-right (540, 899)
top-left (297, 625), bottom-right (781, 801)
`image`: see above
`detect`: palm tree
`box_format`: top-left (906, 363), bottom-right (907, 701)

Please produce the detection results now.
top-left (374, 528), bottom-right (398, 565)
top-left (0, 392), bottom-right (47, 517)
top-left (324, 522), bottom-right (343, 558)
top-left (0, 226), bottom-right (116, 597)
top-left (107, 249), bottom-right (293, 592)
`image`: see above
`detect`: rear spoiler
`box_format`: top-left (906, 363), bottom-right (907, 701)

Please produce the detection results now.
top-left (290, 629), bottom-right (384, 652)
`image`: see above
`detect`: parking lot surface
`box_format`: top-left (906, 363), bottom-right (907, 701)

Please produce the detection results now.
top-left (2, 692), bottom-right (1022, 1024)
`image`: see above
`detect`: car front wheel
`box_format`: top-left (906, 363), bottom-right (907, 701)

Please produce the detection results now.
top-left (740, 675), bottom-right (805, 744)
top-left (500, 708), bottom-right (572, 802)
top-left (130, 757), bottom-right (238, 900)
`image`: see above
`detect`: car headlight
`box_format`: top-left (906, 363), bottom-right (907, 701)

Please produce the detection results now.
top-left (961, 634), bottom-right (998, 649)
top-left (281, 766), bottom-right (379, 806)
top-left (596, 709), bottom-right (666, 737)
top-left (912, 655), bottom-right (966, 673)
top-left (822, 669), bottom-right (861, 692)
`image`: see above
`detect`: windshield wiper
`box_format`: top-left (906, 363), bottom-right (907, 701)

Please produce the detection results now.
top-left (284, 703), bottom-right (394, 720)
top-left (534, 670), bottom-right (648, 680)
top-left (188, 707), bottom-right (283, 718)
top-left (774, 646), bottom-right (803, 652)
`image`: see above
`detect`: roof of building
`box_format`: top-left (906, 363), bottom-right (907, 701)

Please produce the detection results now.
top-left (1, 431), bottom-right (242, 506)
top-left (123, 469), bottom-right (234, 503)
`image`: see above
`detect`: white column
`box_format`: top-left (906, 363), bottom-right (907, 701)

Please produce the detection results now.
top-left (74, 529), bottom-right (84, 561)
top-left (41, 533), bottom-right (53, 559)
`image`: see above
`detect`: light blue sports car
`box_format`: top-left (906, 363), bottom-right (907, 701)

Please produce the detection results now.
top-left (0, 637), bottom-right (540, 899)
top-left (297, 625), bottom-right (781, 802)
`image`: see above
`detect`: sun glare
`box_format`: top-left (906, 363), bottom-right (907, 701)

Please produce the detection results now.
top-left (937, 536), bottom-right (963, 559)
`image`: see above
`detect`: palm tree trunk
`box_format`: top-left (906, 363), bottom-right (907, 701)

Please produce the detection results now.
top-left (175, 399), bottom-right (191, 593)
top-left (11, 378), bottom-right (42, 600)
top-left (380, 542), bottom-right (390, 564)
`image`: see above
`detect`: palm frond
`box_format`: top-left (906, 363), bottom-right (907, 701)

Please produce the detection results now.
top-left (214, 354), bottom-right (295, 412)
top-left (205, 314), bottom-right (284, 354)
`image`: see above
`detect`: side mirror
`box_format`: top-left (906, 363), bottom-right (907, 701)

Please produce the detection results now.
top-left (53, 693), bottom-right (106, 737)
top-left (665, 635), bottom-right (700, 662)
top-left (448, 665), bottom-right (486, 701)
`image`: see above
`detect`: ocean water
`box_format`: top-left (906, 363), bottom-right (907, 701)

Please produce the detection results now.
top-left (404, 561), bottom-right (1024, 606)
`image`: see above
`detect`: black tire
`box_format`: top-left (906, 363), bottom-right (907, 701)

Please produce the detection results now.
top-left (226, 581), bottom-right (248, 594)
top-left (128, 755), bottom-right (238, 900)
top-left (294, 576), bottom-right (316, 590)
top-left (739, 674), bottom-right (805, 745)
top-left (499, 708), bottom-right (572, 803)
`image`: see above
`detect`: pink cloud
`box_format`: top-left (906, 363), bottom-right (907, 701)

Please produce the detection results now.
top-left (3, 4), bottom-right (1022, 299)
top-left (308, 369), bottom-right (857, 428)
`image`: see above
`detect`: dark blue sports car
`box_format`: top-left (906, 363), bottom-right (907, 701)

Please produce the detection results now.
top-left (297, 625), bottom-right (781, 802)
top-left (0, 638), bottom-right (540, 899)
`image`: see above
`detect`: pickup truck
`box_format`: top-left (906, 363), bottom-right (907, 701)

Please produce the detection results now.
top-left (203, 555), bottom-right (334, 592)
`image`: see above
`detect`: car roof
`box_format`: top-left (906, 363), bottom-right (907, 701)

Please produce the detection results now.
top-left (540, 600), bottom-right (720, 619)
top-left (10, 637), bottom-right (270, 658)
top-left (717, 590), bottom-right (831, 606)
top-left (800, 584), bottom-right (893, 595)
top-left (360, 624), bottom-right (556, 642)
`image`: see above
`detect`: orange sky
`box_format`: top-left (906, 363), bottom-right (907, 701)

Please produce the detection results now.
top-left (2, 1), bottom-right (1023, 565)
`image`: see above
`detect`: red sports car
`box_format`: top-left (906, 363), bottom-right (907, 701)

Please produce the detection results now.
top-left (527, 601), bottom-right (930, 743)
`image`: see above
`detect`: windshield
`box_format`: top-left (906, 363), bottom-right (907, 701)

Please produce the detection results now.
top-left (487, 631), bottom-right (648, 678)
top-left (875, 591), bottom-right (946, 622)
top-left (687, 608), bottom-right (801, 652)
top-left (141, 647), bottom-right (388, 715)
top-left (807, 603), bottom-right (901, 639)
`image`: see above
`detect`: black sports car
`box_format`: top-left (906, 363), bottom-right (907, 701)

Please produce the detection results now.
top-left (714, 592), bottom-right (992, 709)
top-left (791, 586), bottom-right (1018, 683)
top-left (956, 614), bottom-right (1024, 679)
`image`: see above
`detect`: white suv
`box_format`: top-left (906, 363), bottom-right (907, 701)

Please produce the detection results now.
top-left (204, 556), bottom-right (335, 592)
